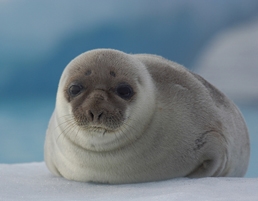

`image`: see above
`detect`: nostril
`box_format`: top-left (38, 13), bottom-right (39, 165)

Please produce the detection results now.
top-left (88, 110), bottom-right (94, 121)
top-left (98, 112), bottom-right (103, 121)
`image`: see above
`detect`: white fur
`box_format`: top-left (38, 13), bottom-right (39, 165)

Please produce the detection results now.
top-left (45, 49), bottom-right (250, 183)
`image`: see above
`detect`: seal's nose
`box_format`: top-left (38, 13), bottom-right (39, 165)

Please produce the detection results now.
top-left (84, 90), bottom-right (109, 123)
top-left (87, 109), bottom-right (104, 123)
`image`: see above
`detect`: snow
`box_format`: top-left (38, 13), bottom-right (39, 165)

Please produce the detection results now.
top-left (0, 163), bottom-right (257, 201)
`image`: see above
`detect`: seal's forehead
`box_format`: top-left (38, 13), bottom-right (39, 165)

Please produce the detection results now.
top-left (65, 49), bottom-right (142, 78)
top-left (60, 49), bottom-right (145, 86)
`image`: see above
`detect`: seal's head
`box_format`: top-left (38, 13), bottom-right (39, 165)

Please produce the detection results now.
top-left (55, 49), bottom-right (155, 152)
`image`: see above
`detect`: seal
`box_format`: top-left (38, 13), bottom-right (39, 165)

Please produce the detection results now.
top-left (44, 49), bottom-right (250, 184)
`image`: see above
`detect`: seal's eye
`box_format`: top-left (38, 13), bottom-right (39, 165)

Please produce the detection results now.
top-left (116, 84), bottom-right (134, 100)
top-left (69, 85), bottom-right (83, 97)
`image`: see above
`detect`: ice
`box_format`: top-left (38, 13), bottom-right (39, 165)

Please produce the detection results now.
top-left (0, 162), bottom-right (257, 201)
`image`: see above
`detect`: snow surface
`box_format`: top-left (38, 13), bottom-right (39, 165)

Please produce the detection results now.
top-left (0, 163), bottom-right (258, 201)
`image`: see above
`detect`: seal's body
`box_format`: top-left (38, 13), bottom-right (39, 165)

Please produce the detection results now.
top-left (44, 49), bottom-right (249, 184)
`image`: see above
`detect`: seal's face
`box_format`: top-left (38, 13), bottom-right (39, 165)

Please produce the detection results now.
top-left (55, 50), bottom-right (155, 151)
top-left (65, 67), bottom-right (136, 134)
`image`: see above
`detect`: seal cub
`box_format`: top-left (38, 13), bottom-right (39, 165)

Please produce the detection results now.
top-left (44, 49), bottom-right (250, 184)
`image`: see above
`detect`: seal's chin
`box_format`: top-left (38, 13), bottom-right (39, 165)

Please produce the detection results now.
top-left (75, 124), bottom-right (125, 152)
top-left (72, 119), bottom-right (130, 151)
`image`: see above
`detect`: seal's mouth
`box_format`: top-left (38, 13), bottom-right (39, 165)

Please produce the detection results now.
top-left (87, 126), bottom-right (106, 131)
top-left (76, 117), bottom-right (125, 133)
top-left (83, 125), bottom-right (116, 135)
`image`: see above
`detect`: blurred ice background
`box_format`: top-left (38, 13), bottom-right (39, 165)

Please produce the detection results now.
top-left (0, 0), bottom-right (257, 177)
